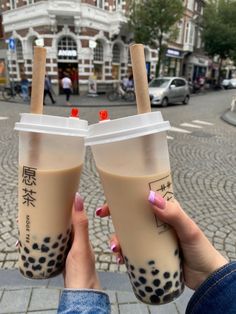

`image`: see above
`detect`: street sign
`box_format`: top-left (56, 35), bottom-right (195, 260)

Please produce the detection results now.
top-left (8, 38), bottom-right (15, 51)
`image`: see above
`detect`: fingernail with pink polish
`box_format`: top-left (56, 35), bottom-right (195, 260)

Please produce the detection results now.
top-left (148, 191), bottom-right (166, 209)
top-left (96, 207), bottom-right (102, 216)
top-left (110, 243), bottom-right (117, 252)
top-left (75, 192), bottom-right (83, 211)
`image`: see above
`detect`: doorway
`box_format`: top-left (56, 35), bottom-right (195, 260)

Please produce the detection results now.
top-left (58, 63), bottom-right (79, 95)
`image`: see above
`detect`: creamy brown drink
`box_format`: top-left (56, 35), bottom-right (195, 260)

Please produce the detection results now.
top-left (18, 165), bottom-right (82, 279)
top-left (98, 169), bottom-right (183, 304)
top-left (86, 111), bottom-right (184, 304)
top-left (15, 113), bottom-right (88, 279)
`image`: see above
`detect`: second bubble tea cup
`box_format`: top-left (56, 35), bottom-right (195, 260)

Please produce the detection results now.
top-left (15, 113), bottom-right (88, 279)
top-left (86, 111), bottom-right (184, 305)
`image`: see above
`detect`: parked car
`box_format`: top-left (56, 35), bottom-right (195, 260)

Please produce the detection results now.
top-left (222, 78), bottom-right (236, 89)
top-left (149, 77), bottom-right (190, 107)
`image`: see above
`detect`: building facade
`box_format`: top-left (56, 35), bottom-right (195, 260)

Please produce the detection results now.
top-left (1, 0), bottom-right (158, 94)
top-left (1, 0), bottom-right (218, 93)
top-left (0, 9), bottom-right (7, 85)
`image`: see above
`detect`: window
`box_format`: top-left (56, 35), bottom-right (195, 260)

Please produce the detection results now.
top-left (28, 0), bottom-right (34, 4)
top-left (112, 44), bottom-right (121, 63)
top-left (94, 41), bottom-right (104, 62)
top-left (58, 36), bottom-right (77, 60)
top-left (16, 39), bottom-right (23, 61)
top-left (93, 40), bottom-right (104, 80)
top-left (187, 0), bottom-right (194, 11)
top-left (97, 0), bottom-right (104, 9)
top-left (10, 0), bottom-right (16, 9)
top-left (185, 23), bottom-right (189, 43)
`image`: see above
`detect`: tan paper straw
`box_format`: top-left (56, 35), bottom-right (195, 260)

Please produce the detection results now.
top-left (130, 44), bottom-right (151, 114)
top-left (30, 46), bottom-right (47, 114)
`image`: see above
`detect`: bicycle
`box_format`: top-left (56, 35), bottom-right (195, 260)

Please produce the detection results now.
top-left (107, 86), bottom-right (135, 102)
top-left (2, 83), bottom-right (24, 101)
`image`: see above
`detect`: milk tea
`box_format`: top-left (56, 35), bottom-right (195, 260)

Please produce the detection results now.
top-left (18, 164), bottom-right (82, 279)
top-left (98, 169), bottom-right (184, 305)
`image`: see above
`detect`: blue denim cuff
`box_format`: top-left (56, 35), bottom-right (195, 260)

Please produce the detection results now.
top-left (57, 289), bottom-right (111, 314)
top-left (186, 261), bottom-right (236, 314)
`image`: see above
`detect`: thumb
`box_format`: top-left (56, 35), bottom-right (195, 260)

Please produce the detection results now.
top-left (148, 191), bottom-right (201, 245)
top-left (71, 193), bottom-right (90, 250)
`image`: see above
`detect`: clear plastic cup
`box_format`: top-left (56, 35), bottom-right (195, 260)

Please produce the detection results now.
top-left (15, 113), bottom-right (88, 279)
top-left (86, 112), bottom-right (184, 305)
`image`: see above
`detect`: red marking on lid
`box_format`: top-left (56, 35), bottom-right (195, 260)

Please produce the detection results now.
top-left (70, 108), bottom-right (79, 118)
top-left (99, 110), bottom-right (109, 121)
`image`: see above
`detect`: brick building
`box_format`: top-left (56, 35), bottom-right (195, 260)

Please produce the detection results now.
top-left (1, 0), bottom-right (215, 93)
top-left (1, 0), bottom-right (158, 94)
top-left (0, 9), bottom-right (7, 85)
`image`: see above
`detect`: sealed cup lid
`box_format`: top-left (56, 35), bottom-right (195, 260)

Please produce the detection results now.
top-left (14, 113), bottom-right (88, 137)
top-left (85, 112), bottom-right (170, 146)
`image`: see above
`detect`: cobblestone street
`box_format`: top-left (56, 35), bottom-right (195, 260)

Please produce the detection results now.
top-left (0, 89), bottom-right (236, 274)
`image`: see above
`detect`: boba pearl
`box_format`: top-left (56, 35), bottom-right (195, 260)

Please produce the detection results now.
top-left (32, 243), bottom-right (39, 250)
top-left (150, 295), bottom-right (160, 303)
top-left (151, 269), bottom-right (159, 276)
top-left (41, 244), bottom-right (49, 252)
top-left (163, 293), bottom-right (173, 302)
top-left (21, 255), bottom-right (26, 261)
top-left (145, 286), bottom-right (153, 293)
top-left (138, 290), bottom-right (146, 298)
top-left (174, 249), bottom-right (179, 256)
top-left (58, 234), bottom-right (63, 240)
top-left (148, 260), bottom-right (155, 265)
top-left (173, 271), bottom-right (178, 278)
top-left (130, 272), bottom-right (135, 279)
top-left (28, 257), bottom-right (35, 263)
top-left (164, 281), bottom-right (172, 291)
top-left (139, 268), bottom-right (146, 274)
top-left (23, 262), bottom-right (29, 268)
top-left (175, 281), bottom-right (180, 288)
top-left (57, 254), bottom-right (63, 261)
top-left (52, 242), bottom-right (59, 249)
top-left (49, 253), bottom-right (55, 257)
top-left (153, 279), bottom-right (161, 287)
top-left (155, 288), bottom-right (164, 297)
top-left (26, 271), bottom-right (33, 278)
top-left (60, 246), bottom-right (65, 252)
top-left (24, 247), bottom-right (30, 254)
top-left (44, 237), bottom-right (50, 243)
top-left (130, 265), bottom-right (135, 271)
top-left (133, 281), bottom-right (140, 288)
top-left (47, 260), bottom-right (55, 267)
top-left (39, 257), bottom-right (46, 263)
top-left (62, 237), bottom-right (67, 244)
top-left (138, 276), bottom-right (147, 284)
top-left (164, 272), bottom-right (170, 279)
top-left (47, 268), bottom-right (53, 273)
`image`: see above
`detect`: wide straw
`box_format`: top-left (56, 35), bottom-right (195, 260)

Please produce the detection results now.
top-left (29, 46), bottom-right (46, 165)
top-left (130, 44), bottom-right (151, 114)
top-left (30, 46), bottom-right (47, 114)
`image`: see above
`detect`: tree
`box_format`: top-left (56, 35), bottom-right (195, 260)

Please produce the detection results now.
top-left (127, 0), bottom-right (184, 77)
top-left (202, 0), bottom-right (236, 85)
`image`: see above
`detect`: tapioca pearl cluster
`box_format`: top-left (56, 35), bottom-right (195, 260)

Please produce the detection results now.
top-left (19, 228), bottom-right (71, 278)
top-left (124, 249), bottom-right (184, 304)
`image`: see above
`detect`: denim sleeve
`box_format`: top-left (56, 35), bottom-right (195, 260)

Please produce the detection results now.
top-left (57, 289), bottom-right (111, 314)
top-left (186, 261), bottom-right (236, 314)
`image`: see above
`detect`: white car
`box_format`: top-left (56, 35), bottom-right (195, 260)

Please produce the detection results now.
top-left (149, 77), bottom-right (190, 107)
top-left (222, 78), bottom-right (236, 89)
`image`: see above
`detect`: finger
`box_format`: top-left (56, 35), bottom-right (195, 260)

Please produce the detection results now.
top-left (109, 234), bottom-right (122, 254)
top-left (148, 191), bottom-right (202, 245)
top-left (71, 192), bottom-right (90, 251)
top-left (96, 203), bottom-right (111, 217)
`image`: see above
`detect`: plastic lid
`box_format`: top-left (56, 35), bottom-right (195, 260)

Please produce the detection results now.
top-left (14, 113), bottom-right (88, 137)
top-left (85, 112), bottom-right (170, 146)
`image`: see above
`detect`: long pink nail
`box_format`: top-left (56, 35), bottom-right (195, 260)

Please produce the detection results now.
top-left (116, 256), bottom-right (122, 264)
top-left (96, 207), bottom-right (102, 216)
top-left (148, 191), bottom-right (166, 209)
top-left (75, 192), bottom-right (83, 211)
top-left (110, 243), bottom-right (117, 252)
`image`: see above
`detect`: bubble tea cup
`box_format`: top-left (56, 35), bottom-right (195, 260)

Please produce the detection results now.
top-left (86, 112), bottom-right (184, 305)
top-left (15, 113), bottom-right (88, 279)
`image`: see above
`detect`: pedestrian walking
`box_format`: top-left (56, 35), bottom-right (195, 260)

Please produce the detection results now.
top-left (20, 74), bottom-right (29, 102)
top-left (43, 74), bottom-right (56, 105)
top-left (61, 74), bottom-right (72, 106)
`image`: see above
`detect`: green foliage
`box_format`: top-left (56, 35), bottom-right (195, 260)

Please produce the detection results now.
top-left (127, 0), bottom-right (184, 76)
top-left (202, 0), bottom-right (236, 59)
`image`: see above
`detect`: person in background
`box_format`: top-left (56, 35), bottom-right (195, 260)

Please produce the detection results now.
top-left (43, 74), bottom-right (56, 105)
top-left (20, 74), bottom-right (29, 102)
top-left (61, 73), bottom-right (72, 106)
top-left (58, 192), bottom-right (236, 313)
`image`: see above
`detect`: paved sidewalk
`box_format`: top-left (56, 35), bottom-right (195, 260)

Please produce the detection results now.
top-left (0, 270), bottom-right (193, 314)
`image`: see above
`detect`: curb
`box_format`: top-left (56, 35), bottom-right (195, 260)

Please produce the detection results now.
top-left (221, 110), bottom-right (236, 126)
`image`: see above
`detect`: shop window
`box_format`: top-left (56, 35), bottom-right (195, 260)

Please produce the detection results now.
top-left (94, 41), bottom-right (104, 62)
top-left (112, 44), bottom-right (121, 63)
top-left (94, 64), bottom-right (103, 80)
top-left (16, 39), bottom-right (23, 61)
top-left (58, 36), bottom-right (77, 61)
top-left (112, 64), bottom-right (120, 80)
